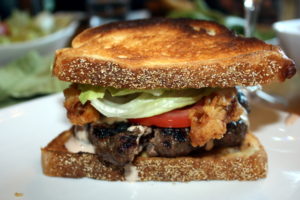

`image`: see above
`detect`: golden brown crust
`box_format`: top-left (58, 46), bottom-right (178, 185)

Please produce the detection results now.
top-left (41, 130), bottom-right (267, 181)
top-left (63, 84), bottom-right (100, 125)
top-left (41, 130), bottom-right (124, 181)
top-left (189, 88), bottom-right (244, 147)
top-left (53, 18), bottom-right (295, 89)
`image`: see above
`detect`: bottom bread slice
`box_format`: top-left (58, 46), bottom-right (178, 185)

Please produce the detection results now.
top-left (41, 130), bottom-right (267, 181)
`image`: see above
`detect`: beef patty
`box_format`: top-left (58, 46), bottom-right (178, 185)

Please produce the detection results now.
top-left (86, 118), bottom-right (248, 167)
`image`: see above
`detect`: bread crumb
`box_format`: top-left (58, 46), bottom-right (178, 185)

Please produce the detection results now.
top-left (14, 192), bottom-right (23, 197)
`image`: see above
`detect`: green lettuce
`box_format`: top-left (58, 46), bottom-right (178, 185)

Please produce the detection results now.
top-left (78, 85), bottom-right (166, 104)
top-left (0, 51), bottom-right (69, 107)
top-left (78, 85), bottom-right (106, 104)
top-left (108, 87), bottom-right (165, 97)
top-left (79, 86), bottom-right (215, 118)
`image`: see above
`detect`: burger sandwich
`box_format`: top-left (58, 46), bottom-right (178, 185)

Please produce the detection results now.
top-left (42, 18), bottom-right (296, 181)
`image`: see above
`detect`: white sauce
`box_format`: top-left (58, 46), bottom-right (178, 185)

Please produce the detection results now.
top-left (124, 164), bottom-right (140, 182)
top-left (240, 107), bottom-right (249, 126)
top-left (127, 125), bottom-right (152, 135)
top-left (127, 125), bottom-right (152, 152)
top-left (65, 128), bottom-right (95, 153)
top-left (75, 129), bottom-right (89, 142)
top-left (65, 136), bottom-right (95, 153)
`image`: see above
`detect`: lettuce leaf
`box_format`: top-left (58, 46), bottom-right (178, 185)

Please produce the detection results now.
top-left (108, 87), bottom-right (165, 97)
top-left (0, 51), bottom-right (68, 106)
top-left (78, 85), bottom-right (106, 104)
top-left (89, 88), bottom-right (214, 118)
top-left (78, 85), bottom-right (166, 104)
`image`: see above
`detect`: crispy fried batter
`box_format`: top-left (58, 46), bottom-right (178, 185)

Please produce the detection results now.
top-left (64, 84), bottom-right (100, 125)
top-left (189, 89), bottom-right (244, 147)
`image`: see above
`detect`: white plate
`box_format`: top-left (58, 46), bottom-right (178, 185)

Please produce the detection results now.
top-left (0, 94), bottom-right (300, 200)
top-left (273, 19), bottom-right (300, 68)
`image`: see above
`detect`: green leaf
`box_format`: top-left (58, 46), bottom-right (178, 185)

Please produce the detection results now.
top-left (88, 88), bottom-right (215, 118)
top-left (78, 84), bottom-right (217, 118)
top-left (78, 85), bottom-right (106, 104)
top-left (78, 86), bottom-right (167, 104)
top-left (107, 87), bottom-right (165, 97)
top-left (195, 0), bottom-right (209, 12)
top-left (0, 51), bottom-right (68, 105)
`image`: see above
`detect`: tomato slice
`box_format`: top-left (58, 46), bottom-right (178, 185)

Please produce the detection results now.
top-left (128, 107), bottom-right (191, 128)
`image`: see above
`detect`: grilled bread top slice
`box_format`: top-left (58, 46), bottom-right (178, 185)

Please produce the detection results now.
top-left (53, 18), bottom-right (296, 89)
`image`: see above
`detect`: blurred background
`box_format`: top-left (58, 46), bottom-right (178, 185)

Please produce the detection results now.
top-left (0, 0), bottom-right (299, 115)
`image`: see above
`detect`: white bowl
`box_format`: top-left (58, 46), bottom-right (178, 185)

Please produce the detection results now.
top-left (273, 19), bottom-right (300, 68)
top-left (0, 20), bottom-right (78, 66)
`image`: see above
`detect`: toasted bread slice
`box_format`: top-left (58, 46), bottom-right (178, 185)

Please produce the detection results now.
top-left (41, 130), bottom-right (267, 181)
top-left (53, 18), bottom-right (295, 89)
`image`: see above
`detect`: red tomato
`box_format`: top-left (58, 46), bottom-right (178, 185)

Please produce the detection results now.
top-left (128, 107), bottom-right (192, 128)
